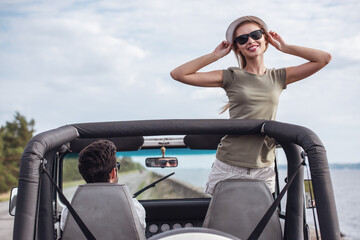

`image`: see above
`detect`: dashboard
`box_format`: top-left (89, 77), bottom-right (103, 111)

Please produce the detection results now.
top-left (141, 198), bottom-right (210, 238)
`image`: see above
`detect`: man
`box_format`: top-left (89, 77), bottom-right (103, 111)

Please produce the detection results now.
top-left (60, 139), bottom-right (146, 231)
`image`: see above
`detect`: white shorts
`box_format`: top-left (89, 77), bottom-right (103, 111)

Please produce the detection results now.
top-left (205, 158), bottom-right (276, 195)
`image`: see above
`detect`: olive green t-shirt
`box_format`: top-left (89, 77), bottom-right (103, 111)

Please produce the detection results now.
top-left (216, 67), bottom-right (287, 168)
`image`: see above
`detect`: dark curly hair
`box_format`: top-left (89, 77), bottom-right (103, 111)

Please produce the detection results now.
top-left (78, 140), bottom-right (117, 183)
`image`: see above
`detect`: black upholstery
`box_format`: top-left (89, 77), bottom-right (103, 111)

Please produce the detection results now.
top-left (62, 183), bottom-right (146, 240)
top-left (203, 179), bottom-right (283, 240)
top-left (184, 134), bottom-right (225, 149)
top-left (70, 136), bottom-right (144, 153)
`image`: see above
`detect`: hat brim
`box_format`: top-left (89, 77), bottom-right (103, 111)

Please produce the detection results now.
top-left (225, 16), bottom-right (268, 43)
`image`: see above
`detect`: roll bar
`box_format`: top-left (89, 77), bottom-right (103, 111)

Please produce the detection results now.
top-left (13, 119), bottom-right (340, 240)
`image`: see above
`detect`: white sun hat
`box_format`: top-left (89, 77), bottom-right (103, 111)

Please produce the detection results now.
top-left (225, 16), bottom-right (269, 43)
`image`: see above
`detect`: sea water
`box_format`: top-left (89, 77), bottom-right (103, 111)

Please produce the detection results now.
top-left (328, 169), bottom-right (360, 240)
top-left (168, 168), bottom-right (360, 240)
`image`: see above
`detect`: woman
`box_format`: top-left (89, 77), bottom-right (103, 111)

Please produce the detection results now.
top-left (170, 16), bottom-right (331, 195)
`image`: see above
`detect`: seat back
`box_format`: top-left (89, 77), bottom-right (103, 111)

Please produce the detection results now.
top-left (203, 179), bottom-right (282, 240)
top-left (62, 183), bottom-right (145, 240)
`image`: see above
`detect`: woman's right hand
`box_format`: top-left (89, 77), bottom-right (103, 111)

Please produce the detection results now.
top-left (213, 40), bottom-right (232, 59)
top-left (170, 42), bottom-right (230, 87)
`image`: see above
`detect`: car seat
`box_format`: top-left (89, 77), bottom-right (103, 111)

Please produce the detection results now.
top-left (202, 179), bottom-right (282, 240)
top-left (62, 183), bottom-right (146, 240)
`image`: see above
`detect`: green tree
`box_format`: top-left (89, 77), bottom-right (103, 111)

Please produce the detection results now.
top-left (118, 156), bottom-right (145, 173)
top-left (0, 112), bottom-right (35, 193)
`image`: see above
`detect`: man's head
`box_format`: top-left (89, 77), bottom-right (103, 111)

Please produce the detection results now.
top-left (78, 139), bottom-right (118, 183)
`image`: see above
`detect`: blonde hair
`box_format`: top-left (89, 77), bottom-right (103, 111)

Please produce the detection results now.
top-left (220, 16), bottom-right (269, 114)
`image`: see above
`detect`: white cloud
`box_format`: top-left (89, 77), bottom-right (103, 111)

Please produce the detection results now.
top-left (324, 34), bottom-right (360, 61)
top-left (191, 88), bottom-right (225, 100)
top-left (0, 0), bottom-right (359, 164)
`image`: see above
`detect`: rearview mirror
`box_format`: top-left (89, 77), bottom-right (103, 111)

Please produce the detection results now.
top-left (146, 157), bottom-right (178, 168)
top-left (9, 187), bottom-right (18, 216)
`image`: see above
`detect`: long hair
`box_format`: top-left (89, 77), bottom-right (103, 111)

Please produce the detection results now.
top-left (220, 16), bottom-right (269, 114)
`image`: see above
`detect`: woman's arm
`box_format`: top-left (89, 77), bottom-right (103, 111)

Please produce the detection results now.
top-left (267, 31), bottom-right (332, 85)
top-left (170, 41), bottom-right (232, 87)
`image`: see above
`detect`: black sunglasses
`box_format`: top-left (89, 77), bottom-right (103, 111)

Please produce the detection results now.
top-left (234, 29), bottom-right (264, 45)
top-left (159, 160), bottom-right (177, 166)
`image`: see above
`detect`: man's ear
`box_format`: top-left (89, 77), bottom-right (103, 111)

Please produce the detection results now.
top-left (109, 168), bottom-right (117, 183)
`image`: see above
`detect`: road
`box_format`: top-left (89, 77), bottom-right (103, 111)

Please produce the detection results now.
top-left (119, 170), bottom-right (150, 194)
top-left (0, 200), bottom-right (13, 240)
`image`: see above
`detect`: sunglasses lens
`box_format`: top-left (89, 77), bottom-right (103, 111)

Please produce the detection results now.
top-left (250, 30), bottom-right (263, 40)
top-left (235, 30), bottom-right (263, 45)
top-left (237, 36), bottom-right (248, 45)
top-left (116, 162), bottom-right (120, 170)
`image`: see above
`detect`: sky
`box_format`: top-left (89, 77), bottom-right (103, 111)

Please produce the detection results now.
top-left (0, 0), bottom-right (359, 164)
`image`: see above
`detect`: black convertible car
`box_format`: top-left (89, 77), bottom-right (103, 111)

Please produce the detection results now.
top-left (9, 119), bottom-right (341, 239)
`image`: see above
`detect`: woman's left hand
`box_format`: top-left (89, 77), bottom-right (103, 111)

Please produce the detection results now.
top-left (268, 31), bottom-right (332, 85)
top-left (267, 30), bottom-right (286, 51)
